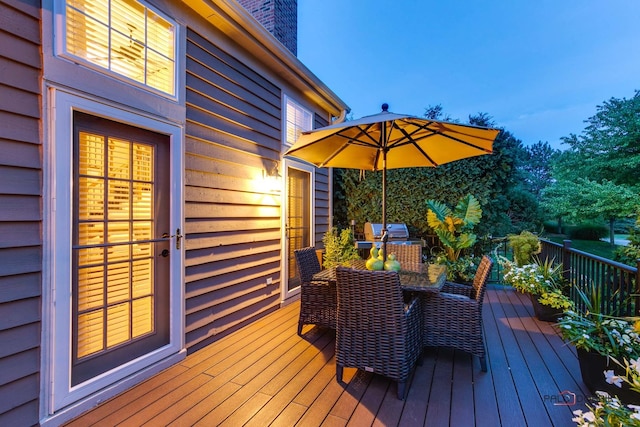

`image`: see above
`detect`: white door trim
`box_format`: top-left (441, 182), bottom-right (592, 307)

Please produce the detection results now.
top-left (41, 88), bottom-right (185, 421)
top-left (281, 159), bottom-right (315, 302)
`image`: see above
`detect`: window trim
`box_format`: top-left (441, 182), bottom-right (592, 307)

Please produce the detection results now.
top-left (54, 0), bottom-right (178, 99)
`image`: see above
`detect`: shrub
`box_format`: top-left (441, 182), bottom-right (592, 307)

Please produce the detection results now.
top-left (506, 230), bottom-right (541, 266)
top-left (543, 220), bottom-right (563, 234)
top-left (568, 223), bottom-right (608, 240)
top-left (615, 214), bottom-right (640, 266)
top-left (322, 227), bottom-right (361, 269)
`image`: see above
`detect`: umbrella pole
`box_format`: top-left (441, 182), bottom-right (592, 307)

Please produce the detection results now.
top-left (381, 149), bottom-right (387, 262)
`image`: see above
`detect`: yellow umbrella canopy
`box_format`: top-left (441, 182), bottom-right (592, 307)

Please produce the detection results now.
top-left (284, 104), bottom-right (501, 257)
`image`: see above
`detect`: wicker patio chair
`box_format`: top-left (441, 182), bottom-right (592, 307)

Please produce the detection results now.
top-left (335, 267), bottom-right (422, 399)
top-left (422, 255), bottom-right (493, 371)
top-left (441, 255), bottom-right (493, 298)
top-left (385, 243), bottom-right (422, 266)
top-left (295, 247), bottom-right (336, 335)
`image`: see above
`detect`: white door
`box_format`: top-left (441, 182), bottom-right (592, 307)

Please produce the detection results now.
top-left (71, 112), bottom-right (172, 385)
top-left (47, 92), bottom-right (184, 413)
top-left (283, 160), bottom-right (315, 300)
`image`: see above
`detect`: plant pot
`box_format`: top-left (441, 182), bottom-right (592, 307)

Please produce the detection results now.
top-left (577, 348), bottom-right (640, 404)
top-left (529, 293), bottom-right (563, 322)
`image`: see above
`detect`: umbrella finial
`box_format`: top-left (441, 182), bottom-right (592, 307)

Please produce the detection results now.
top-left (381, 103), bottom-right (389, 112)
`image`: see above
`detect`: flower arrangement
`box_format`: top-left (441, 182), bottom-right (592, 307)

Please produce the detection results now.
top-left (572, 356), bottom-right (640, 426)
top-left (499, 256), bottom-right (573, 310)
top-left (558, 280), bottom-right (640, 358)
top-left (558, 312), bottom-right (640, 359)
top-left (502, 262), bottom-right (547, 294)
top-left (537, 288), bottom-right (574, 311)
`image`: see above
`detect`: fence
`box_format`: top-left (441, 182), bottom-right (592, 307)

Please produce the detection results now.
top-left (539, 239), bottom-right (640, 317)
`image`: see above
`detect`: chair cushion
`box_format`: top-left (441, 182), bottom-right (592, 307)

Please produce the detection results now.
top-left (440, 292), bottom-right (471, 301)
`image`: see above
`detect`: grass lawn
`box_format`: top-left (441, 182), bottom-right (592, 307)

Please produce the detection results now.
top-left (545, 235), bottom-right (621, 260)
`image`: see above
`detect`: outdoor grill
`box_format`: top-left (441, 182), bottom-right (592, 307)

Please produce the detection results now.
top-left (356, 222), bottom-right (423, 249)
top-left (364, 222), bottom-right (409, 242)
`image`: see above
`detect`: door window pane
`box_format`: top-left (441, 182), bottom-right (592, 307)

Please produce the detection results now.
top-left (287, 168), bottom-right (311, 291)
top-left (75, 130), bottom-right (156, 361)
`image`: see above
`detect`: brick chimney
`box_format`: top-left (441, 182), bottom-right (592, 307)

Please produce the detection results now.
top-left (238, 0), bottom-right (297, 55)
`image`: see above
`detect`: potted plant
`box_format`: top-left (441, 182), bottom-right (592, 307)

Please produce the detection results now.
top-left (572, 359), bottom-right (640, 426)
top-left (433, 252), bottom-right (480, 283)
top-left (500, 256), bottom-right (573, 321)
top-left (506, 230), bottom-right (542, 267)
top-left (322, 227), bottom-right (361, 269)
top-left (558, 285), bottom-right (640, 404)
top-left (426, 194), bottom-right (482, 282)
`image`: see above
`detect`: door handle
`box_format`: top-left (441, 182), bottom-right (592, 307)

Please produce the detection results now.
top-left (161, 228), bottom-right (184, 250)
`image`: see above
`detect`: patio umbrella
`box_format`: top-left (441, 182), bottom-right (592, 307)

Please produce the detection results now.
top-left (284, 103), bottom-right (501, 259)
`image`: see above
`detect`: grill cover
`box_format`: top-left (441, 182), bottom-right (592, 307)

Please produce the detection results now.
top-left (364, 222), bottom-right (409, 241)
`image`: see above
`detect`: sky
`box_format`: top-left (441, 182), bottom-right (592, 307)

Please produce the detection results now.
top-left (297, 1), bottom-right (640, 149)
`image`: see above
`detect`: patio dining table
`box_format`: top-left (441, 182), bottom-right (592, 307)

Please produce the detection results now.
top-left (312, 261), bottom-right (447, 293)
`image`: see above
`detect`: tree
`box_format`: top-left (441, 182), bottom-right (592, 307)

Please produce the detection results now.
top-left (615, 211), bottom-right (640, 265)
top-left (580, 179), bottom-right (638, 245)
top-left (555, 90), bottom-right (640, 186)
top-left (424, 104), bottom-right (455, 122)
top-left (539, 179), bottom-right (577, 234)
top-left (541, 178), bottom-right (638, 245)
top-left (521, 141), bottom-right (558, 198)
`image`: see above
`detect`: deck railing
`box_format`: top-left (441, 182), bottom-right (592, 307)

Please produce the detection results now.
top-left (382, 235), bottom-right (638, 317)
top-left (539, 239), bottom-right (640, 317)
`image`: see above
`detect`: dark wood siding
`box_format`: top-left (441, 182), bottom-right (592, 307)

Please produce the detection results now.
top-left (0, 1), bottom-right (42, 425)
top-left (184, 27), bottom-right (334, 352)
top-left (313, 115), bottom-right (330, 247)
top-left (185, 28), bottom-right (284, 352)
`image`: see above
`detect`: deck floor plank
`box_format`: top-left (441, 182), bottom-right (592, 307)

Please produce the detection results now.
top-left (165, 382), bottom-right (242, 427)
top-left (246, 334), bottom-right (336, 425)
top-left (482, 288), bottom-right (529, 426)
top-left (296, 364), bottom-right (359, 427)
top-left (118, 373), bottom-right (212, 427)
top-left (347, 374), bottom-right (388, 426)
top-left (181, 303), bottom-right (297, 369)
top-left (63, 364), bottom-right (190, 427)
top-left (504, 287), bottom-right (588, 424)
top-left (493, 287), bottom-right (557, 427)
top-left (161, 381), bottom-right (241, 426)
top-left (450, 350), bottom-right (475, 427)
top-left (66, 286), bottom-right (593, 427)
top-left (269, 401), bottom-right (307, 426)
top-left (423, 347), bottom-right (454, 426)
top-left (371, 382), bottom-right (407, 427)
top-left (213, 331), bottom-right (334, 426)
top-left (328, 370), bottom-right (373, 422)
top-left (397, 349), bottom-right (436, 425)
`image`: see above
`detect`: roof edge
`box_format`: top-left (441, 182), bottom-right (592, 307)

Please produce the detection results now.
top-left (182, 0), bottom-right (350, 117)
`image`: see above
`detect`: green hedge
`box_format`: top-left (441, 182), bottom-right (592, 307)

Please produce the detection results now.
top-left (567, 223), bottom-right (608, 240)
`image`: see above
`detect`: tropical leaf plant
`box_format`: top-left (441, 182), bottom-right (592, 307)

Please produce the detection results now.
top-left (426, 194), bottom-right (482, 261)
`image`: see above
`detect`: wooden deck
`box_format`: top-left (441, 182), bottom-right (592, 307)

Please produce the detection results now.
top-left (66, 286), bottom-right (591, 426)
